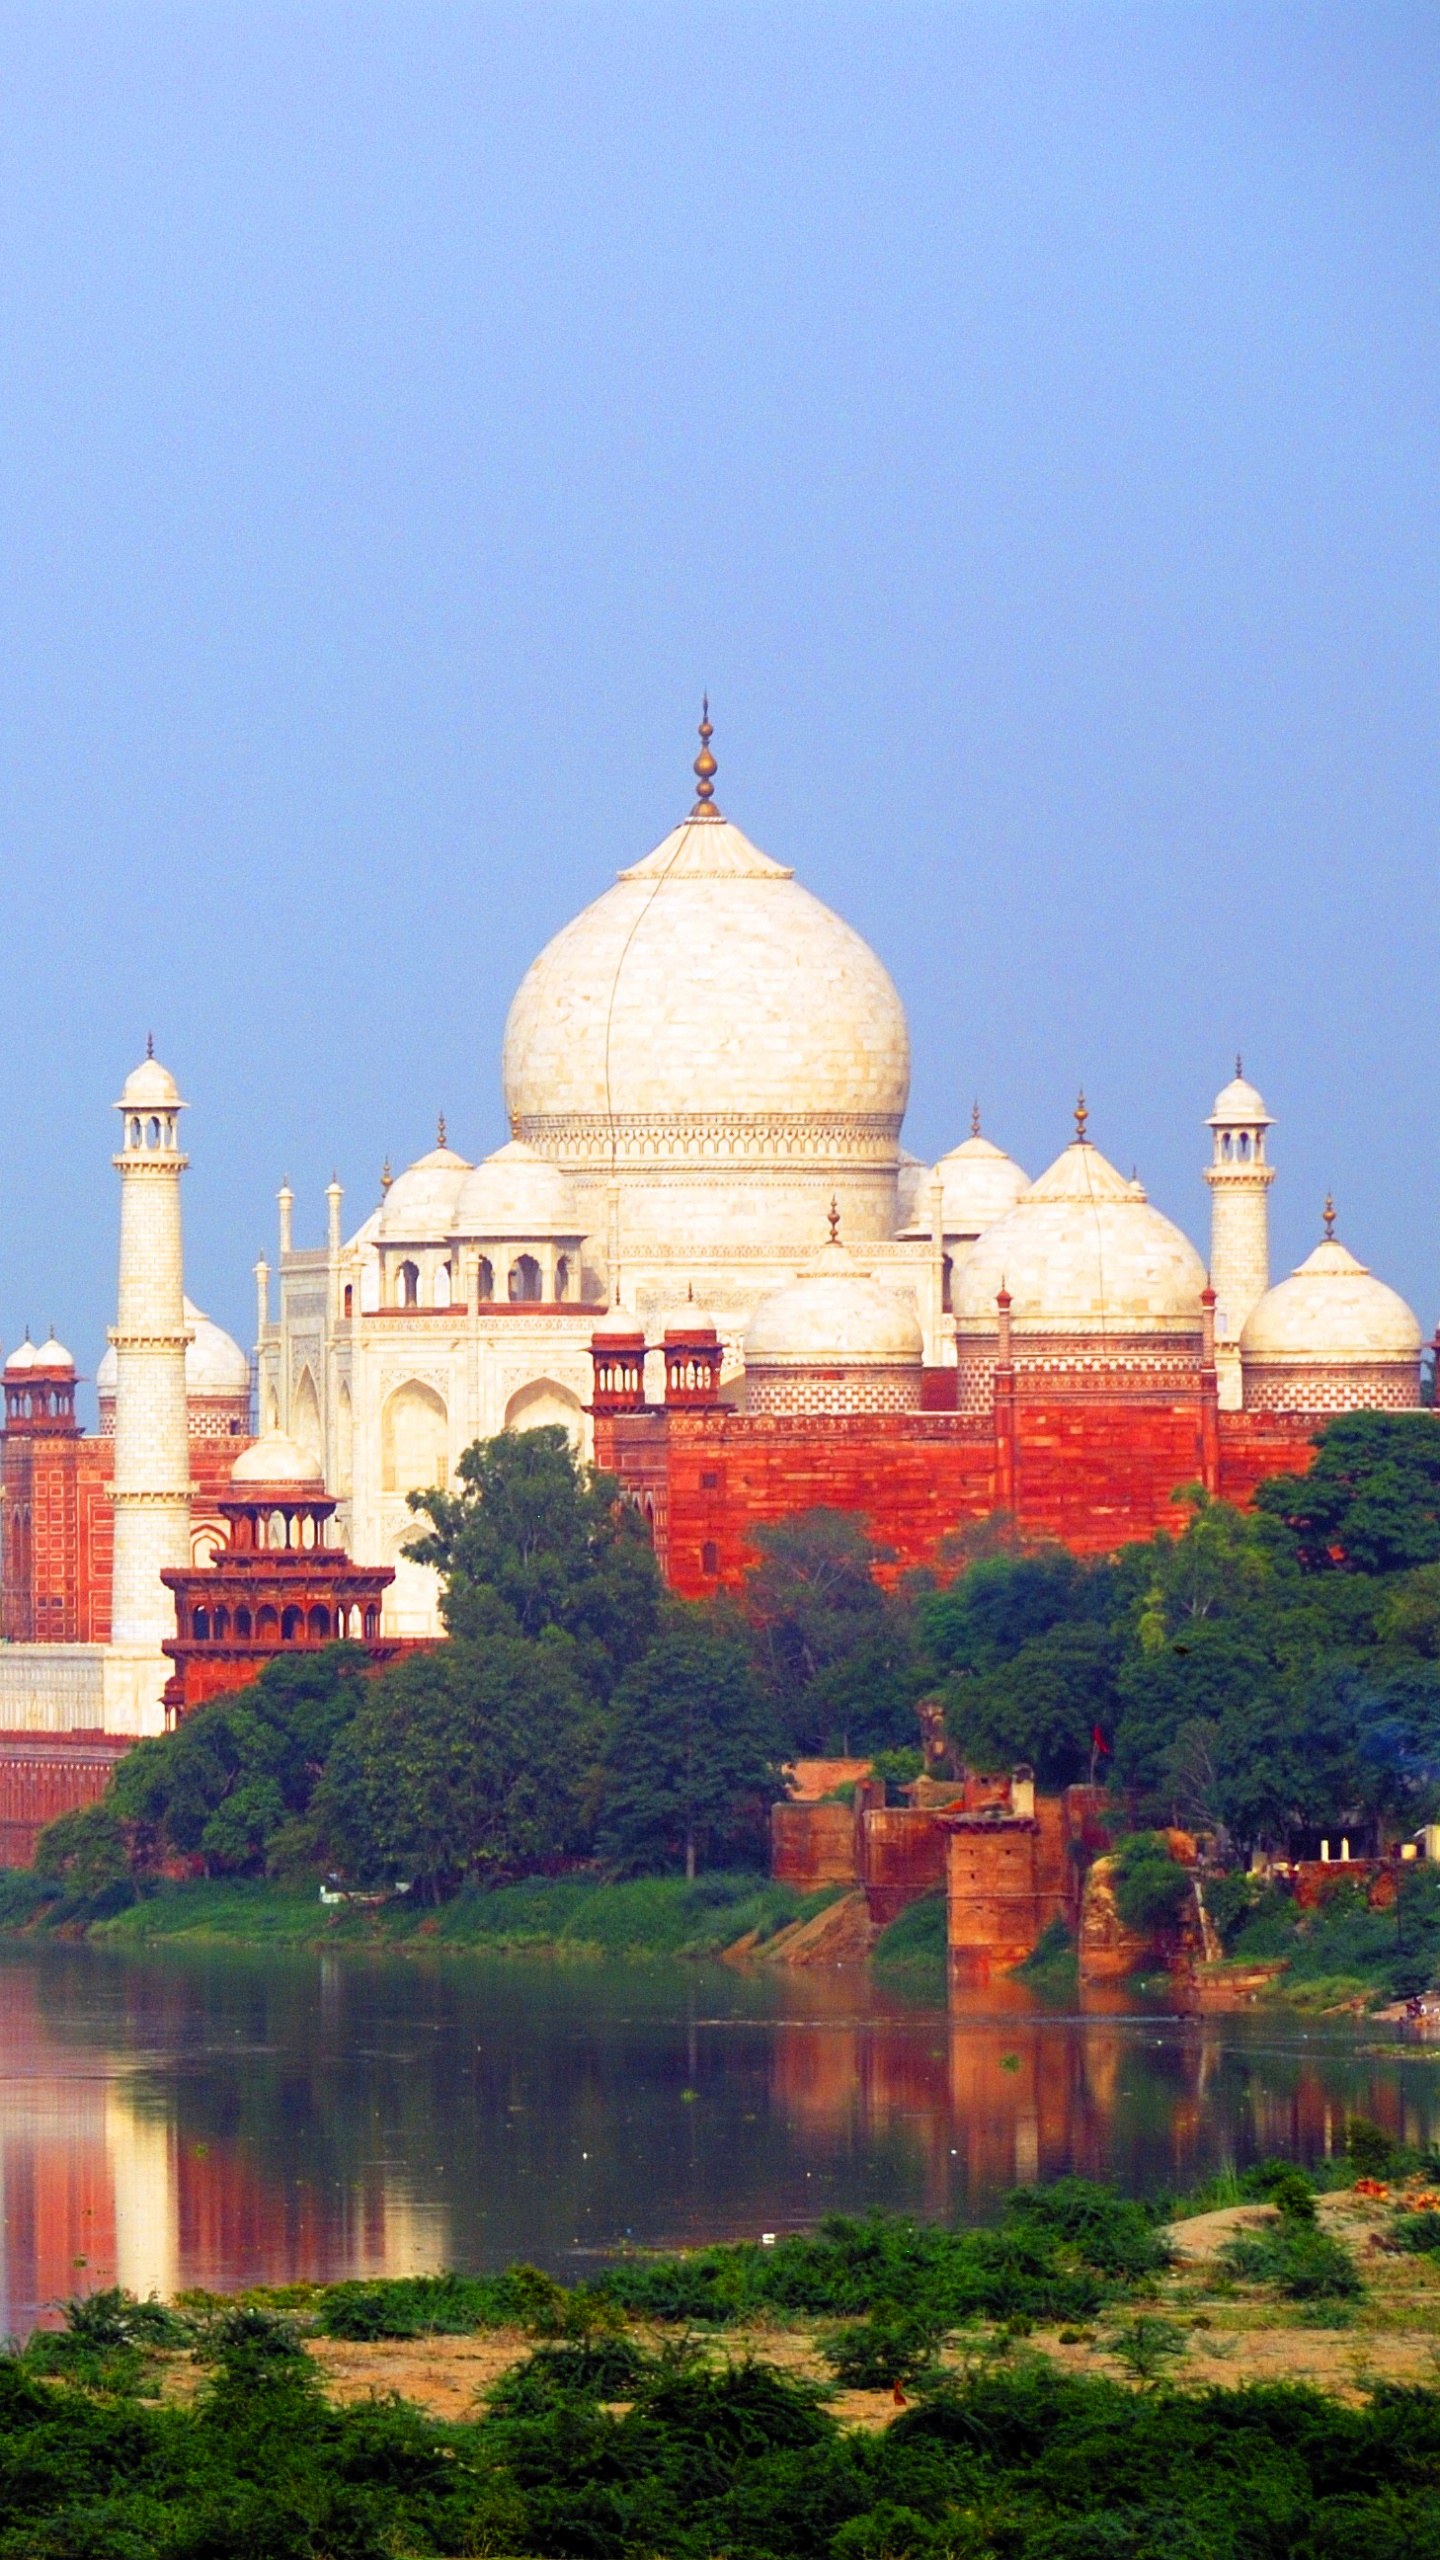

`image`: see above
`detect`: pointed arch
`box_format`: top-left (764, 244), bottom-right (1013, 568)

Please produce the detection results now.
top-left (292, 1366), bottom-right (322, 1464)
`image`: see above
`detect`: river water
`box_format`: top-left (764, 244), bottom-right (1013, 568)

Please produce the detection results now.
top-left (0, 1943), bottom-right (1436, 2338)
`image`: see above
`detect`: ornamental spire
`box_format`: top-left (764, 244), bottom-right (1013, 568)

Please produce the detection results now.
top-left (1074, 1090), bottom-right (1089, 1144)
top-left (689, 696), bottom-right (722, 818)
top-left (437, 1112), bottom-right (447, 1149)
top-left (827, 1195), bottom-right (841, 1245)
top-left (971, 1099), bottom-right (981, 1138)
top-left (1323, 1192), bottom-right (1336, 1241)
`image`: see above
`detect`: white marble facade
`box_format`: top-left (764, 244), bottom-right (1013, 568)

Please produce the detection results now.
top-left (256, 750), bottom-right (1425, 1637)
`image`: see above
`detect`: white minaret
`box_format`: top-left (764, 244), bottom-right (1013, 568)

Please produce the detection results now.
top-left (1204, 1061), bottom-right (1275, 1411)
top-left (108, 1047), bottom-right (193, 1651)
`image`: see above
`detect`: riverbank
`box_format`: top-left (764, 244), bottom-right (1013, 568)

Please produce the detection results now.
top-left (0, 1869), bottom-right (849, 1961)
top-left (12, 2174), bottom-right (1440, 2553)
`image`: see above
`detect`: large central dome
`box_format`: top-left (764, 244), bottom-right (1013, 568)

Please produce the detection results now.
top-left (502, 745), bottom-right (910, 1264)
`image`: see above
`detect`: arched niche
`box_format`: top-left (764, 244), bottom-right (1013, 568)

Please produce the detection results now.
top-left (503, 1377), bottom-right (584, 1447)
top-left (292, 1365), bottom-right (323, 1465)
top-left (381, 1378), bottom-right (449, 1493)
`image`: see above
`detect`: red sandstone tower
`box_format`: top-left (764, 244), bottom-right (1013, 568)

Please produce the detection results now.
top-left (161, 1428), bottom-right (395, 1720)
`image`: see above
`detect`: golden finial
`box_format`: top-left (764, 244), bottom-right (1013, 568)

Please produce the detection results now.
top-left (146, 1031), bottom-right (154, 1060)
top-left (827, 1196), bottom-right (841, 1245)
top-left (380, 1157), bottom-right (392, 1195)
top-left (689, 696), bottom-right (721, 818)
top-left (971, 1100), bottom-right (981, 1138)
top-left (1074, 1090), bottom-right (1089, 1144)
top-left (437, 1112), bottom-right (447, 1149)
top-left (1323, 1192), bottom-right (1336, 1240)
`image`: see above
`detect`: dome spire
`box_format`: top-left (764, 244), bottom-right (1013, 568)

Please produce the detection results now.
top-left (437, 1111), bottom-right (447, 1149)
top-left (1236, 1053), bottom-right (1243, 1079)
top-left (689, 696), bottom-right (722, 819)
top-left (1074, 1090), bottom-right (1089, 1145)
top-left (1323, 1192), bottom-right (1336, 1241)
top-left (971, 1099), bottom-right (981, 1138)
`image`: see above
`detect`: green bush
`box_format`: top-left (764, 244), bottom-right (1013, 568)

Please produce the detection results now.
top-left (1220, 2221), bottom-right (1363, 2300)
top-left (1112, 1832), bottom-right (1194, 1933)
top-left (823, 2315), bottom-right (944, 2390)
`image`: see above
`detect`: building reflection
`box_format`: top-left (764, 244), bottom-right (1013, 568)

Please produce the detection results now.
top-left (0, 1966), bottom-right (444, 2336)
top-left (766, 1983), bottom-right (1440, 2219)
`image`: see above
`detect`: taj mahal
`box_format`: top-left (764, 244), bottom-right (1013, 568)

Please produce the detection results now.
top-left (0, 715), bottom-right (1429, 1773)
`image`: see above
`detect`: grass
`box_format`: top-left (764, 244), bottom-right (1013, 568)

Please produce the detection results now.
top-left (870, 1893), bottom-right (946, 1992)
top-left (61, 1871), bottom-right (839, 1961)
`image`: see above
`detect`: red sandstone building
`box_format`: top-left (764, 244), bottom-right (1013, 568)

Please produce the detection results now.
top-left (1, 1303), bottom-right (254, 1646)
top-left (160, 1429), bottom-right (396, 1719)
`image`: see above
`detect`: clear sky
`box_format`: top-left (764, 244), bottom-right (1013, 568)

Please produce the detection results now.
top-left (1, 3), bottom-right (1437, 1404)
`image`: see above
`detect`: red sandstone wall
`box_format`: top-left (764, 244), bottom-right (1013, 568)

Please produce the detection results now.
top-left (2, 1427), bottom-right (253, 1647)
top-left (770, 1800), bottom-right (857, 1891)
top-left (1003, 1394), bottom-right (1215, 1553)
top-left (596, 1388), bottom-right (1330, 1604)
top-left (0, 1733), bottom-right (133, 1866)
top-left (858, 1807), bottom-right (950, 1923)
top-left (1217, 1411), bottom-right (1321, 1506)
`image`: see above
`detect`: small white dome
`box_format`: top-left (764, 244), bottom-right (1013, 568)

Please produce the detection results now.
top-left (183, 1298), bottom-right (250, 1395)
top-left (229, 1428), bottom-right (324, 1488)
top-left (744, 1246), bottom-right (924, 1369)
top-left (932, 1132), bottom-right (1031, 1237)
top-left (32, 1333), bottom-right (74, 1373)
top-left (4, 1339), bottom-right (38, 1376)
top-left (453, 1140), bottom-right (580, 1238)
top-left (954, 1133), bottom-right (1204, 1334)
top-left (118, 1054), bottom-right (183, 1111)
top-left (1241, 1236), bottom-right (1423, 1362)
top-left (97, 1298), bottom-right (249, 1400)
top-left (1209, 1071), bottom-right (1272, 1126)
top-left (377, 1143), bottom-right (474, 1240)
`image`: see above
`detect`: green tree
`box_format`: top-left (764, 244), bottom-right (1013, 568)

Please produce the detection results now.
top-left (403, 1427), bottom-right (660, 1700)
top-left (597, 1608), bottom-right (783, 1877)
top-left (1255, 1412), bottom-right (1440, 1574)
top-left (104, 1646), bottom-right (372, 1876)
top-left (743, 1508), bottom-right (897, 1754)
top-left (350, 1631), bottom-right (600, 1897)
top-left (918, 1546), bottom-right (1095, 1679)
top-left (33, 1801), bottom-right (131, 1898)
top-left (944, 1622), bottom-right (1121, 1788)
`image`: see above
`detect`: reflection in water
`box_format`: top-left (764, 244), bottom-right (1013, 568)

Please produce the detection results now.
top-left (0, 1946), bottom-right (1436, 2338)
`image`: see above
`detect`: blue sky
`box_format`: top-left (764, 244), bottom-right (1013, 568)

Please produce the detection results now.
top-left (0, 3), bottom-right (1436, 1399)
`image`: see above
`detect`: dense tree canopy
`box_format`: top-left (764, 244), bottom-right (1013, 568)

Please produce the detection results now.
top-left (598, 1607), bottom-right (782, 1877)
top-left (403, 1426), bottom-right (661, 1698)
top-left (36, 1413), bottom-right (1440, 1902)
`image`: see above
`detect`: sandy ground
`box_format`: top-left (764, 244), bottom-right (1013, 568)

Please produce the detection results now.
top-left (144, 2186), bottom-right (1440, 2421)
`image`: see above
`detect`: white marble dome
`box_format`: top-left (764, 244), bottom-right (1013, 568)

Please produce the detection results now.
top-left (932, 1132), bottom-right (1031, 1237)
top-left (501, 762), bottom-right (911, 1254)
top-left (98, 1298), bottom-right (247, 1401)
top-left (745, 1247), bottom-right (924, 1367)
top-left (230, 1427), bottom-right (324, 1487)
top-left (954, 1133), bottom-right (1205, 1335)
top-left (118, 1053), bottom-right (182, 1111)
top-left (378, 1141), bottom-right (474, 1240)
top-left (32, 1332), bottom-right (74, 1372)
top-left (1241, 1236), bottom-right (1422, 1363)
top-left (454, 1140), bottom-right (579, 1238)
top-left (1209, 1071), bottom-right (1271, 1126)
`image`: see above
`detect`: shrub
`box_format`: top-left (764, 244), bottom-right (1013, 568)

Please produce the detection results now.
top-left (1221, 2222), bottom-right (1363, 2300)
top-left (1348, 2115), bottom-right (1401, 2179)
top-left (824, 2316), bottom-right (945, 2390)
top-left (1112, 1833), bottom-right (1193, 1934)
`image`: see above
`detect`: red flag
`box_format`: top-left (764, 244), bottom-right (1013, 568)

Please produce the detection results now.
top-left (1091, 1726), bottom-right (1110, 1755)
